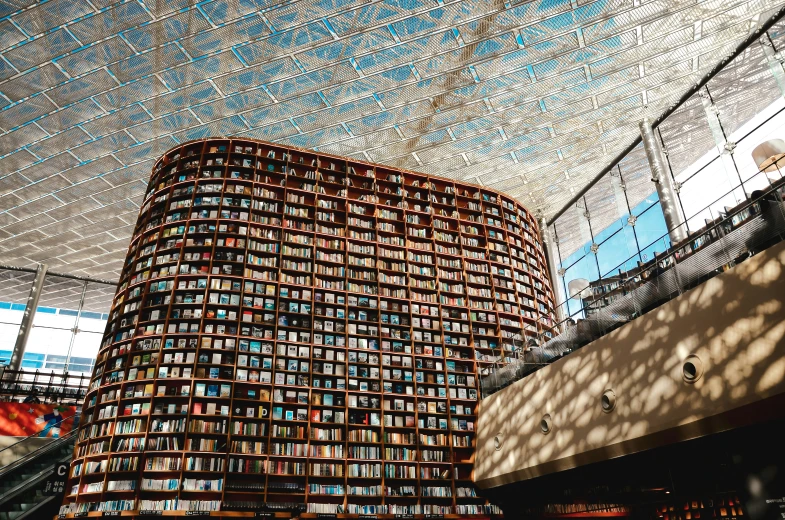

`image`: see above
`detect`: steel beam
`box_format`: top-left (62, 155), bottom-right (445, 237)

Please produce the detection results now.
top-left (7, 263), bottom-right (48, 373)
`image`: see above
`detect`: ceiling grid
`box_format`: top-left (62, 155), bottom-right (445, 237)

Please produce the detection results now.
top-left (0, 0), bottom-right (780, 279)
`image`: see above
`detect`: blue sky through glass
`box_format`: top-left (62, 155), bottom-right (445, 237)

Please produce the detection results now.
top-left (556, 193), bottom-right (668, 318)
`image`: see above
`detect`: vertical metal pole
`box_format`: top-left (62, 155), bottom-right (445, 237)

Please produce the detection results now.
top-left (640, 118), bottom-right (688, 244)
top-left (64, 280), bottom-right (88, 373)
top-left (7, 263), bottom-right (48, 374)
top-left (538, 217), bottom-right (566, 326)
top-left (615, 165), bottom-right (643, 264)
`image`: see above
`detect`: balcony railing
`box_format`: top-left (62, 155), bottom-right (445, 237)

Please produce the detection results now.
top-left (0, 367), bottom-right (90, 405)
top-left (480, 168), bottom-right (785, 397)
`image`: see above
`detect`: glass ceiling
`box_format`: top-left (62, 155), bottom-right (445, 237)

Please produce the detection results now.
top-left (0, 0), bottom-right (781, 280)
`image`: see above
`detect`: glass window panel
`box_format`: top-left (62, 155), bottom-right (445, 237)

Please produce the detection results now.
top-left (582, 174), bottom-right (627, 244)
top-left (26, 324), bottom-right (73, 361)
top-left (659, 95), bottom-right (718, 180)
top-left (78, 314), bottom-right (108, 334)
top-left (21, 274), bottom-right (80, 362)
top-left (593, 218), bottom-right (623, 245)
top-left (0, 323), bottom-right (18, 355)
top-left (0, 271), bottom-right (112, 374)
top-left (0, 271), bottom-right (36, 314)
top-left (39, 275), bottom-right (88, 313)
top-left (678, 157), bottom-right (739, 231)
top-left (709, 42), bottom-right (783, 141)
top-left (634, 203), bottom-right (671, 264)
top-left (742, 167), bottom-right (781, 194)
top-left (561, 252), bottom-right (600, 320)
top-left (553, 203), bottom-right (593, 262)
top-left (82, 282), bottom-right (114, 317)
top-left (68, 330), bottom-right (102, 372)
top-left (616, 144), bottom-right (653, 211)
top-left (21, 359), bottom-right (44, 369)
top-left (703, 41), bottom-right (785, 198)
top-left (727, 101), bottom-right (785, 184)
top-left (596, 225), bottom-right (641, 278)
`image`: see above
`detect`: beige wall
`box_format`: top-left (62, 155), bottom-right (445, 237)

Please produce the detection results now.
top-left (475, 240), bottom-right (785, 489)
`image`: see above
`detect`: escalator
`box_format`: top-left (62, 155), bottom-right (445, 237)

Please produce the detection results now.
top-left (0, 421), bottom-right (76, 520)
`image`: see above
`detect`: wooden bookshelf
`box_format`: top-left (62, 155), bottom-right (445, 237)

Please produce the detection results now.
top-left (654, 494), bottom-right (745, 520)
top-left (59, 138), bottom-right (556, 517)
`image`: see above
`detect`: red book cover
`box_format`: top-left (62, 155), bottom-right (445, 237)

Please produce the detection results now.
top-left (310, 410), bottom-right (321, 422)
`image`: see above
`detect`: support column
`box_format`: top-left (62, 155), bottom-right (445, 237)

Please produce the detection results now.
top-left (7, 263), bottom-right (48, 373)
top-left (639, 118), bottom-right (688, 244)
top-left (539, 217), bottom-right (566, 326)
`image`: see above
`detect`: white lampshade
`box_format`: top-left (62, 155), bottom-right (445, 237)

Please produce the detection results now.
top-left (752, 139), bottom-right (785, 172)
top-left (567, 278), bottom-right (591, 300)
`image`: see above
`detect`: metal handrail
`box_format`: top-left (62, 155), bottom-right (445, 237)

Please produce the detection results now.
top-left (0, 454), bottom-right (71, 505)
top-left (542, 164), bottom-right (785, 338)
top-left (9, 495), bottom-right (58, 520)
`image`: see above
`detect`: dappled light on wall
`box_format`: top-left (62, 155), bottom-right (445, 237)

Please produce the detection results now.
top-left (475, 241), bottom-right (785, 489)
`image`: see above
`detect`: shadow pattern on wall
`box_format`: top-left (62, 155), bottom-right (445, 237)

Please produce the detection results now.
top-left (475, 235), bottom-right (785, 490)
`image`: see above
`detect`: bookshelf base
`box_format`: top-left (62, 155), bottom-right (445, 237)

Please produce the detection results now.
top-left (54, 513), bottom-right (501, 519)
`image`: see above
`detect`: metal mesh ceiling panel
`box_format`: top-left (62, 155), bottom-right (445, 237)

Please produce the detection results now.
top-left (0, 269), bottom-right (114, 313)
top-left (0, 0), bottom-right (780, 280)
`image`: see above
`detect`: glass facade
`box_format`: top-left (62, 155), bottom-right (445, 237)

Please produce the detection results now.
top-left (548, 23), bottom-right (785, 323)
top-left (0, 296), bottom-right (110, 376)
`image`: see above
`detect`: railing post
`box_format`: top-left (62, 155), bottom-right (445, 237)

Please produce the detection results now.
top-left (7, 263), bottom-right (48, 375)
top-left (640, 119), bottom-right (688, 244)
top-left (10, 370), bottom-right (17, 402)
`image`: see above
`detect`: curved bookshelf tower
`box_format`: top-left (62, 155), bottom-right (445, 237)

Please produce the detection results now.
top-left (61, 138), bottom-right (556, 518)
